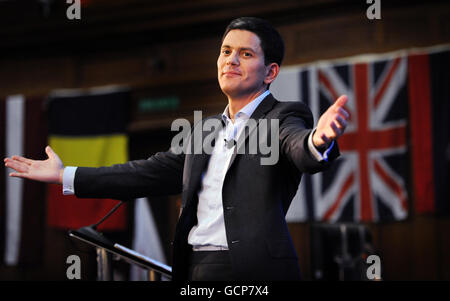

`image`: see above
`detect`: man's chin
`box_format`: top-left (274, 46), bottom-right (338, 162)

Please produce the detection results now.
top-left (219, 84), bottom-right (241, 97)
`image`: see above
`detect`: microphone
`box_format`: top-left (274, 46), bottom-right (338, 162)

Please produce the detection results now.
top-left (90, 201), bottom-right (125, 230)
top-left (224, 138), bottom-right (236, 149)
top-left (70, 201), bottom-right (125, 250)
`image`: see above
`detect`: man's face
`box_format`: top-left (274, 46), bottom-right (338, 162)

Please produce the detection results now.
top-left (217, 29), bottom-right (271, 99)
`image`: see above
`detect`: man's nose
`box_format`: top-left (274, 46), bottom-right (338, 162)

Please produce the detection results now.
top-left (226, 52), bottom-right (239, 65)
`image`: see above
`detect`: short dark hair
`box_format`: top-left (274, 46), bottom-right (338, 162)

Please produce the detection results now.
top-left (222, 17), bottom-right (285, 67)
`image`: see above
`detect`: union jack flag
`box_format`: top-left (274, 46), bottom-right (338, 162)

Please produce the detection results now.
top-left (300, 56), bottom-right (410, 222)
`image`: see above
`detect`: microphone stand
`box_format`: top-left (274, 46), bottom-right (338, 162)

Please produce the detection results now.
top-left (90, 201), bottom-right (125, 230)
top-left (72, 201), bottom-right (125, 280)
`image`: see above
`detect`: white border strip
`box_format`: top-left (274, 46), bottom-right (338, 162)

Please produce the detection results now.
top-left (4, 94), bottom-right (25, 266)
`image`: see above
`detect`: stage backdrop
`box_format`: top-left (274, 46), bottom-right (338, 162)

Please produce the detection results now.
top-left (46, 87), bottom-right (130, 230)
top-left (273, 46), bottom-right (450, 223)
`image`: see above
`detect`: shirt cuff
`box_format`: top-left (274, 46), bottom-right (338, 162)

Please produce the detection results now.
top-left (308, 129), bottom-right (334, 162)
top-left (62, 166), bottom-right (77, 195)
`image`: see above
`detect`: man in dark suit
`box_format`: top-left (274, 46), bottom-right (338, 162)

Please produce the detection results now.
top-left (5, 17), bottom-right (349, 281)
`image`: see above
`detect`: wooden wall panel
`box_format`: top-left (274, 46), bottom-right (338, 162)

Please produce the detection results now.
top-left (282, 14), bottom-right (379, 65)
top-left (0, 57), bottom-right (75, 96)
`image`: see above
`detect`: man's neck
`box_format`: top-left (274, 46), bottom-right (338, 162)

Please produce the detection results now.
top-left (227, 89), bottom-right (268, 121)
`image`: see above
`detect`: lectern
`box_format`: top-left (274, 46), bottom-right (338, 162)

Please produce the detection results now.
top-left (69, 226), bottom-right (172, 281)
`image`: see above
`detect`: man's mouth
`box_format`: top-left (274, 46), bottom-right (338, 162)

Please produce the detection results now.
top-left (222, 70), bottom-right (241, 77)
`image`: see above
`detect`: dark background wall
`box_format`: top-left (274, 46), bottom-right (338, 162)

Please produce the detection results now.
top-left (0, 0), bottom-right (449, 280)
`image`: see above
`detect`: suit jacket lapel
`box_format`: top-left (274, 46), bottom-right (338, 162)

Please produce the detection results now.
top-left (227, 94), bottom-right (278, 170)
top-left (184, 93), bottom-right (277, 206)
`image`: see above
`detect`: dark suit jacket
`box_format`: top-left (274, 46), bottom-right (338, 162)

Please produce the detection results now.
top-left (73, 94), bottom-right (339, 281)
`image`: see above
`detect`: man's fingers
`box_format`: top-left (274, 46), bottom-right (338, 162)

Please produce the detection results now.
top-left (321, 134), bottom-right (331, 145)
top-left (9, 172), bottom-right (27, 179)
top-left (45, 146), bottom-right (56, 159)
top-left (317, 95), bottom-right (349, 144)
top-left (336, 115), bottom-right (347, 129)
top-left (11, 155), bottom-right (32, 165)
top-left (9, 172), bottom-right (34, 180)
top-left (330, 121), bottom-right (343, 137)
top-left (333, 95), bottom-right (348, 109)
top-left (337, 107), bottom-right (350, 120)
top-left (5, 160), bottom-right (29, 173)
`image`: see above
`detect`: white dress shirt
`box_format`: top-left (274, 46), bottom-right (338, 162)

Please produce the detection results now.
top-left (62, 90), bottom-right (333, 250)
top-left (187, 90), bottom-right (271, 249)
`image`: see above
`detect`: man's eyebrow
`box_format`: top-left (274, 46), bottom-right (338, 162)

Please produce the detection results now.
top-left (240, 47), bottom-right (256, 52)
top-left (221, 45), bottom-right (257, 52)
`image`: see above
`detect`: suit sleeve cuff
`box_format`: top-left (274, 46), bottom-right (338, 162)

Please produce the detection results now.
top-left (308, 129), bottom-right (335, 162)
top-left (62, 166), bottom-right (78, 195)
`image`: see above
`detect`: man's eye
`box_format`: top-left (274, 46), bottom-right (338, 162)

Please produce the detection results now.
top-left (243, 52), bottom-right (252, 57)
top-left (222, 49), bottom-right (231, 55)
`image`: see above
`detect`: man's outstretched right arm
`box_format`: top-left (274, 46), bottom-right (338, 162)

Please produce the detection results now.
top-left (74, 150), bottom-right (184, 200)
top-left (4, 146), bottom-right (185, 200)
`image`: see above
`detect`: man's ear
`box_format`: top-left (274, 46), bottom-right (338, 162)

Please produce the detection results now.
top-left (264, 63), bottom-right (280, 85)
